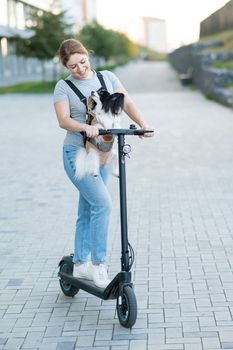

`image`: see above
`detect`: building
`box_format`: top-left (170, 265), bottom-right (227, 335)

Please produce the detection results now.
top-left (0, 0), bottom-right (97, 86)
top-left (124, 16), bottom-right (167, 53)
top-left (58, 0), bottom-right (96, 31)
top-left (142, 17), bottom-right (167, 53)
top-left (0, 0), bottom-right (52, 85)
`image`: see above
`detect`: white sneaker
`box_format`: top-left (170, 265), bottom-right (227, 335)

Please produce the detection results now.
top-left (89, 263), bottom-right (111, 289)
top-left (73, 262), bottom-right (92, 280)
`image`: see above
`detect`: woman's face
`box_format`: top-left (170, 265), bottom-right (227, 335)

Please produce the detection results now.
top-left (66, 53), bottom-right (91, 79)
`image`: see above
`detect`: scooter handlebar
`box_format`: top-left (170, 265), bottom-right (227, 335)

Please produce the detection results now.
top-left (98, 128), bottom-right (154, 136)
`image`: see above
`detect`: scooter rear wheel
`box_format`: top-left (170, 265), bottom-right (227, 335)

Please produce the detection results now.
top-left (116, 285), bottom-right (137, 328)
top-left (59, 261), bottom-right (79, 297)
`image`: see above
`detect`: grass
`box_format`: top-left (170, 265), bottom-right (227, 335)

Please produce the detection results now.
top-left (0, 81), bottom-right (57, 94)
top-left (210, 59), bottom-right (233, 70)
top-left (96, 59), bottom-right (129, 71)
top-left (225, 82), bottom-right (233, 89)
top-left (139, 46), bottom-right (167, 61)
top-left (146, 51), bottom-right (167, 61)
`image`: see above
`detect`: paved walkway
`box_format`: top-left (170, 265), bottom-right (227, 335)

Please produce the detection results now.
top-left (0, 61), bottom-right (233, 350)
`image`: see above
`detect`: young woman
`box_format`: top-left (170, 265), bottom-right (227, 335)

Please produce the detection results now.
top-left (54, 38), bottom-right (154, 289)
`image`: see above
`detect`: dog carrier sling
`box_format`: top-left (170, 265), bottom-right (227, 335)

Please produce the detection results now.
top-left (64, 72), bottom-right (114, 152)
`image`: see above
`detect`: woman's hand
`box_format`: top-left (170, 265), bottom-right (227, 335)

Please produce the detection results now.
top-left (114, 87), bottom-right (155, 139)
top-left (140, 124), bottom-right (155, 138)
top-left (143, 127), bottom-right (154, 138)
top-left (83, 124), bottom-right (100, 138)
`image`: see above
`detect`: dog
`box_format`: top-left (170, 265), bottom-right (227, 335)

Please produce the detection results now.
top-left (75, 88), bottom-right (124, 179)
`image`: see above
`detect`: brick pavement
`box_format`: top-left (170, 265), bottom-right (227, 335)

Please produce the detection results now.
top-left (0, 61), bottom-right (233, 349)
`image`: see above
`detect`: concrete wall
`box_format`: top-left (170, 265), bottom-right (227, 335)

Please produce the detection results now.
top-left (169, 42), bottom-right (233, 107)
top-left (200, 0), bottom-right (233, 37)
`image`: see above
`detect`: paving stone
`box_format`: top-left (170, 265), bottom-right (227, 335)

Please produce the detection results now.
top-left (4, 337), bottom-right (24, 349)
top-left (6, 279), bottom-right (24, 287)
top-left (56, 342), bottom-right (76, 350)
top-left (166, 327), bottom-right (183, 338)
top-left (76, 347), bottom-right (109, 350)
top-left (148, 345), bottom-right (183, 350)
top-left (185, 344), bottom-right (202, 350)
top-left (129, 339), bottom-right (147, 349)
top-left (96, 329), bottom-right (113, 340)
top-left (76, 335), bottom-right (95, 347)
top-left (148, 332), bottom-right (164, 345)
top-left (221, 342), bottom-right (233, 349)
top-left (202, 337), bottom-right (221, 348)
top-left (39, 344), bottom-right (58, 350)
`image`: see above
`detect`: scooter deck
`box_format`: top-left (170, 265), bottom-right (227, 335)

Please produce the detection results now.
top-left (58, 270), bottom-right (132, 300)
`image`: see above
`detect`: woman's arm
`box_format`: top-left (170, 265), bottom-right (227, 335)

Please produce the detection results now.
top-left (54, 100), bottom-right (99, 137)
top-left (115, 87), bottom-right (154, 136)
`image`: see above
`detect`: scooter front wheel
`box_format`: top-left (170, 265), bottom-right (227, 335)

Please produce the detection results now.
top-left (59, 261), bottom-right (79, 297)
top-left (116, 285), bottom-right (137, 328)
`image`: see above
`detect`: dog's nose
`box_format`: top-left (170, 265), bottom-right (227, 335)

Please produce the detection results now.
top-left (91, 91), bottom-right (95, 96)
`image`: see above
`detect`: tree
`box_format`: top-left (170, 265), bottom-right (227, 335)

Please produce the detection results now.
top-left (78, 21), bottom-right (138, 62)
top-left (16, 10), bottom-right (72, 80)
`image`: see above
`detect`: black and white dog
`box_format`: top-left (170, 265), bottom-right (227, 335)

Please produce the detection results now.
top-left (75, 89), bottom-right (124, 179)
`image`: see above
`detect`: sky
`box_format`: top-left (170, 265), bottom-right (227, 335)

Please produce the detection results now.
top-left (96, 0), bottom-right (230, 49)
top-left (28, 0), bottom-right (230, 50)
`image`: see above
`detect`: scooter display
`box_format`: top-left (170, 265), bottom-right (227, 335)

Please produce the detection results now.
top-left (58, 125), bottom-right (152, 328)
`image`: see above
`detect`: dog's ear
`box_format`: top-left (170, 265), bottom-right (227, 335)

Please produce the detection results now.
top-left (87, 96), bottom-right (96, 110)
top-left (109, 93), bottom-right (125, 115)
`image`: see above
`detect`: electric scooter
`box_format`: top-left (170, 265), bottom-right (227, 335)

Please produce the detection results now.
top-left (58, 125), bottom-right (152, 328)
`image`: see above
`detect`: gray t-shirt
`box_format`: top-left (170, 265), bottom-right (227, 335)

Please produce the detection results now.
top-left (54, 70), bottom-right (123, 147)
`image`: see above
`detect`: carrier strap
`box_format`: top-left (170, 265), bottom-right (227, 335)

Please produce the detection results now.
top-left (64, 79), bottom-right (87, 106)
top-left (64, 71), bottom-right (107, 107)
top-left (96, 71), bottom-right (107, 90)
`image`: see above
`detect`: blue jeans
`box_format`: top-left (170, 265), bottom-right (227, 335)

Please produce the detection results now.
top-left (63, 145), bottom-right (112, 264)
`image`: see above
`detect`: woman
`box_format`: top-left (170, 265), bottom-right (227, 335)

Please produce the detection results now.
top-left (54, 38), bottom-right (154, 289)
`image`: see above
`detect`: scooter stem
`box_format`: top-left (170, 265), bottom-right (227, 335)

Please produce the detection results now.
top-left (117, 134), bottom-right (130, 272)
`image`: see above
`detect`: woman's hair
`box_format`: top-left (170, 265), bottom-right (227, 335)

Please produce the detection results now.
top-left (58, 39), bottom-right (89, 67)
